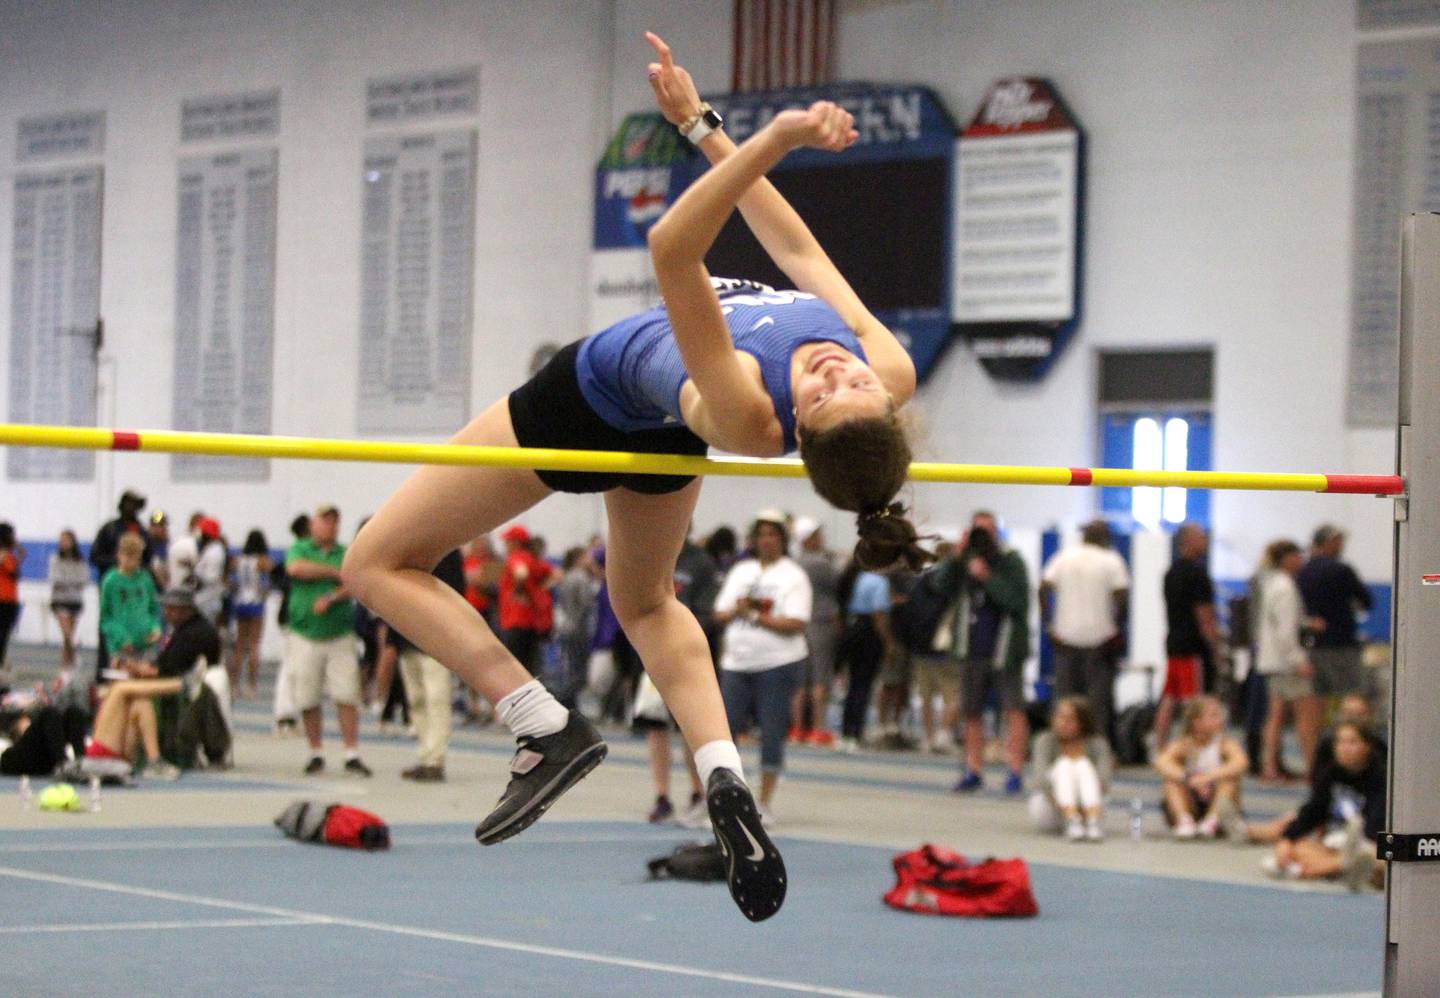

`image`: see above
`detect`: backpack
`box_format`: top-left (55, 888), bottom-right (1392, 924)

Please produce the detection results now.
top-left (1113, 702), bottom-right (1157, 766)
top-left (646, 841), bottom-right (727, 882)
top-left (892, 569), bottom-right (954, 654)
top-left (274, 800), bottom-right (391, 851)
top-left (884, 845), bottom-right (1039, 918)
top-left (175, 684), bottom-right (231, 769)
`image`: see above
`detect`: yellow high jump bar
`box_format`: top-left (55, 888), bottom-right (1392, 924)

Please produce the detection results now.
top-left (0, 423), bottom-right (1405, 495)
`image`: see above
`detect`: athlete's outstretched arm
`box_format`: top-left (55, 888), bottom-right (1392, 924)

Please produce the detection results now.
top-left (646, 95), bottom-right (855, 447)
top-left (645, 33), bottom-right (914, 404)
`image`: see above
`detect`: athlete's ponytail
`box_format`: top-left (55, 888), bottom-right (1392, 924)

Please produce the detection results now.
top-left (798, 408), bottom-right (933, 572)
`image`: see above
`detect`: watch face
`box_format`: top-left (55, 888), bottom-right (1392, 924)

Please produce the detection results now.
top-left (703, 108), bottom-right (723, 129)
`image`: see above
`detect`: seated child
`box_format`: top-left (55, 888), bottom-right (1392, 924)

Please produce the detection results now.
top-left (1264, 719), bottom-right (1384, 890)
top-left (1028, 696), bottom-right (1114, 841)
top-left (82, 677), bottom-right (185, 781)
top-left (1154, 695), bottom-right (1248, 839)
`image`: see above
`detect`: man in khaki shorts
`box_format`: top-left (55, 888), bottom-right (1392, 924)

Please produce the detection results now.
top-left (912, 650), bottom-right (960, 753)
top-left (286, 504), bottom-right (371, 777)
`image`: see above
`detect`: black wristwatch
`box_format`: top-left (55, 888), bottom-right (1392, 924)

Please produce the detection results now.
top-left (681, 102), bottom-right (724, 145)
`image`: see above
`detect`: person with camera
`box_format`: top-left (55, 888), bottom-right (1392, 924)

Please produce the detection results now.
top-left (932, 511), bottom-right (1032, 794)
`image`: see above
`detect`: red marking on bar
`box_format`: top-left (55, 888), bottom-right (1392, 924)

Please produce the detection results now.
top-left (1069, 468), bottom-right (1093, 486)
top-left (112, 431), bottom-right (140, 451)
top-left (1324, 474), bottom-right (1405, 495)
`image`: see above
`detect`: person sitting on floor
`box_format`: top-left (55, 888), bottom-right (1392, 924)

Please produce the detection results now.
top-left (1028, 696), bottom-right (1114, 842)
top-left (154, 587), bottom-right (221, 679)
top-left (1, 699), bottom-right (89, 777)
top-left (81, 674), bottom-right (185, 781)
top-left (1263, 719), bottom-right (1385, 890)
top-left (1153, 695), bottom-right (1248, 840)
top-left (1246, 693), bottom-right (1384, 845)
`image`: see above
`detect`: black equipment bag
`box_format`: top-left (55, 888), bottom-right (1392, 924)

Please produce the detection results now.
top-left (647, 841), bottom-right (726, 882)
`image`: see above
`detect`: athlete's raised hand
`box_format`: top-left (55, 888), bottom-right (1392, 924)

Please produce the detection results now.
top-left (771, 101), bottom-right (857, 153)
top-left (645, 32), bottom-right (703, 126)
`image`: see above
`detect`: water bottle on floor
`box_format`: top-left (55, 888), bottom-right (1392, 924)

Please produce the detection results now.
top-left (88, 775), bottom-right (102, 813)
top-left (19, 775), bottom-right (32, 810)
top-left (1129, 798), bottom-right (1144, 840)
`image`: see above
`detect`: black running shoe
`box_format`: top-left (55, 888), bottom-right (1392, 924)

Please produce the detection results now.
top-left (304, 756), bottom-right (324, 775)
top-left (474, 711), bottom-right (607, 846)
top-left (344, 757), bottom-right (373, 778)
top-left (707, 768), bottom-right (787, 922)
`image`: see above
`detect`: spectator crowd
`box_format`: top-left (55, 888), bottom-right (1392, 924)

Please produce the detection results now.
top-left (0, 488), bottom-right (1386, 889)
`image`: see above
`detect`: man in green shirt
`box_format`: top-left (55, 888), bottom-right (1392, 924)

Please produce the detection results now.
top-left (286, 505), bottom-right (370, 777)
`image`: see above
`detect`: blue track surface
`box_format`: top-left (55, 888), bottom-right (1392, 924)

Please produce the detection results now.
top-left (0, 821), bottom-right (1381, 997)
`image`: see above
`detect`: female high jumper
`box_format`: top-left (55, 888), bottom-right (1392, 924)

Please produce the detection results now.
top-left (344, 33), bottom-right (930, 922)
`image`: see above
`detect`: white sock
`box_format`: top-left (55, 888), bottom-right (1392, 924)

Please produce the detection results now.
top-left (496, 679), bottom-right (568, 740)
top-left (694, 740), bottom-right (745, 787)
top-left (344, 747), bottom-right (359, 762)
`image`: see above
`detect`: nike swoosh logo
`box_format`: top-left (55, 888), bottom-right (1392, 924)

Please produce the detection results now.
top-left (738, 818), bottom-right (766, 862)
top-left (750, 316), bottom-right (775, 331)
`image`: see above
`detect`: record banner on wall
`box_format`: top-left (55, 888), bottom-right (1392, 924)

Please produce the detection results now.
top-left (357, 129), bottom-right (476, 434)
top-left (7, 167), bottom-right (103, 481)
top-left (171, 148), bottom-right (278, 481)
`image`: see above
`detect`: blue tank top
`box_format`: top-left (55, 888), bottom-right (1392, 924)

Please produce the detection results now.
top-left (575, 280), bottom-right (866, 454)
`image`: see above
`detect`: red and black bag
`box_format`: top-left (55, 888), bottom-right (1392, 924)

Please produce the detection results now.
top-left (883, 844), bottom-right (1038, 917)
top-left (323, 805), bottom-right (390, 850)
top-left (275, 800), bottom-right (390, 851)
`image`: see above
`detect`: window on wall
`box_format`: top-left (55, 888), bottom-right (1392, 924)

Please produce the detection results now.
top-left (1101, 410), bottom-right (1212, 529)
top-left (1098, 350), bottom-right (1214, 531)
top-left (1130, 415), bottom-right (1192, 529)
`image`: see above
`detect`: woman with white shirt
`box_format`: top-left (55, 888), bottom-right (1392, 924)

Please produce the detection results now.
top-left (191, 519), bottom-right (229, 625)
top-left (713, 511), bottom-right (813, 820)
top-left (1257, 539), bottom-right (1322, 780)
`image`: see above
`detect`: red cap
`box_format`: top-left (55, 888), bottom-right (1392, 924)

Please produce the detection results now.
top-left (500, 524), bottom-right (530, 544)
top-left (197, 517), bottom-right (221, 540)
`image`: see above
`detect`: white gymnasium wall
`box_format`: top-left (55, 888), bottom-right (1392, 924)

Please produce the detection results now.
top-left (0, 0), bottom-right (618, 560)
top-left (642, 0), bottom-right (1396, 585)
top-left (0, 1), bottom-right (1398, 600)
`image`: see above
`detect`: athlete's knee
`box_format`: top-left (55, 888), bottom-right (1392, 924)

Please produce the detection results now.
top-left (609, 586), bottom-right (675, 633)
top-left (339, 544), bottom-right (370, 600)
top-left (340, 524), bottom-right (388, 602)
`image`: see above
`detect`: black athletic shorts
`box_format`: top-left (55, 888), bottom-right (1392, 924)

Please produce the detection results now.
top-left (507, 340), bottom-right (709, 495)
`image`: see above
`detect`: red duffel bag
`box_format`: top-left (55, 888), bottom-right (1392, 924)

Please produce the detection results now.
top-left (323, 804), bottom-right (391, 851)
top-left (883, 844), bottom-right (1038, 917)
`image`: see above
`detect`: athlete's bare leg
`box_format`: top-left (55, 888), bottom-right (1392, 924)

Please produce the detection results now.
top-left (343, 399), bottom-right (551, 705)
top-left (602, 482), bottom-right (731, 752)
top-left (93, 679), bottom-right (182, 762)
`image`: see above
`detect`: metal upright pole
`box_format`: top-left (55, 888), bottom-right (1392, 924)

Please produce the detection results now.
top-left (1383, 212), bottom-right (1440, 995)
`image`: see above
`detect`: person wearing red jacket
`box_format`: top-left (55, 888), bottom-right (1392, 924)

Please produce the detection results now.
top-left (497, 525), bottom-right (552, 676)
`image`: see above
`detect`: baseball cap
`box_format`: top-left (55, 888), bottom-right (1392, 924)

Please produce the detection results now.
top-left (314, 504), bottom-right (340, 520)
top-left (753, 508), bottom-right (788, 528)
top-left (119, 489), bottom-right (146, 508)
top-left (792, 516), bottom-right (821, 542)
top-left (149, 511), bottom-right (169, 527)
top-left (197, 517), bottom-right (221, 540)
top-left (161, 586), bottom-right (196, 609)
top-left (501, 524), bottom-right (531, 544)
